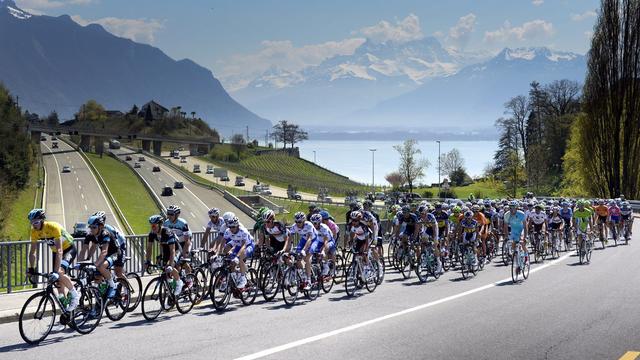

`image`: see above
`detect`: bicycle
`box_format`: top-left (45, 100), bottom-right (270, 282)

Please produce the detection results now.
top-left (460, 241), bottom-right (479, 280)
top-left (278, 252), bottom-right (320, 305)
top-left (345, 249), bottom-right (379, 297)
top-left (397, 238), bottom-right (417, 279)
top-left (416, 236), bottom-right (440, 283)
top-left (74, 260), bottom-right (130, 322)
top-left (577, 230), bottom-right (593, 265)
top-left (622, 219), bottom-right (632, 245)
top-left (502, 237), bottom-right (514, 266)
top-left (549, 229), bottom-right (562, 259)
top-left (510, 242), bottom-right (530, 283)
top-left (312, 253), bottom-right (338, 293)
top-left (597, 221), bottom-right (607, 249)
top-left (19, 272), bottom-right (103, 345)
top-left (209, 257), bottom-right (259, 311)
top-left (530, 230), bottom-right (546, 263)
top-left (563, 224), bottom-right (574, 251)
top-left (141, 262), bottom-right (198, 321)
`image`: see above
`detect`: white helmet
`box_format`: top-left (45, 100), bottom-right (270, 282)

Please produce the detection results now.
top-left (222, 212), bottom-right (236, 224)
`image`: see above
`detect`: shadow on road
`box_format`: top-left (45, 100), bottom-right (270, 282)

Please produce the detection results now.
top-left (0, 331), bottom-right (82, 352)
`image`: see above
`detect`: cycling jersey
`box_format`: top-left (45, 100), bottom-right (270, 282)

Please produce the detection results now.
top-left (559, 208), bottom-right (573, 222)
top-left (459, 218), bottom-right (478, 242)
top-left (84, 229), bottom-right (120, 258)
top-left (573, 209), bottom-right (592, 232)
top-left (163, 217), bottom-right (191, 242)
top-left (529, 211), bottom-right (547, 225)
top-left (609, 206), bottom-right (621, 221)
top-left (324, 219), bottom-right (340, 238)
top-left (223, 226), bottom-right (254, 257)
top-left (504, 210), bottom-right (526, 242)
top-left (148, 227), bottom-right (177, 264)
top-left (289, 221), bottom-right (316, 245)
top-left (594, 205), bottom-right (609, 217)
top-left (398, 213), bottom-right (419, 236)
top-left (420, 213), bottom-right (437, 237)
top-left (263, 221), bottom-right (289, 243)
top-left (31, 221), bottom-right (74, 253)
top-left (621, 207), bottom-right (632, 220)
top-left (206, 217), bottom-right (225, 235)
top-left (310, 223), bottom-right (335, 254)
top-left (434, 211), bottom-right (449, 229)
top-left (349, 223), bottom-right (371, 242)
top-left (548, 214), bottom-right (563, 230)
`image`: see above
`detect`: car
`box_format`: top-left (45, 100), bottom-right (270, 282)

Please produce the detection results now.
top-left (161, 186), bottom-right (173, 196)
top-left (174, 181), bottom-right (184, 189)
top-left (134, 162), bottom-right (141, 168)
top-left (260, 189), bottom-right (272, 195)
top-left (220, 176), bottom-right (230, 182)
top-left (62, 165), bottom-right (71, 173)
top-left (51, 136), bottom-right (57, 140)
top-left (72, 222), bottom-right (88, 238)
top-left (206, 167), bottom-right (214, 174)
top-left (180, 157), bottom-right (187, 163)
top-left (235, 176), bottom-right (245, 186)
top-left (405, 193), bottom-right (422, 201)
top-left (125, 155), bottom-right (132, 161)
top-left (138, 156), bottom-right (145, 162)
top-left (51, 141), bottom-right (59, 149)
top-left (375, 192), bottom-right (386, 201)
top-left (40, 136), bottom-right (47, 141)
top-left (152, 166), bottom-right (161, 172)
top-left (193, 164), bottom-right (201, 173)
top-left (173, 154), bottom-right (180, 160)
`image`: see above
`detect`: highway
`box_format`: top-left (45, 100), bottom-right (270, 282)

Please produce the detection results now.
top-left (109, 147), bottom-right (255, 231)
top-left (40, 137), bottom-right (122, 232)
top-left (1, 221), bottom-right (638, 359)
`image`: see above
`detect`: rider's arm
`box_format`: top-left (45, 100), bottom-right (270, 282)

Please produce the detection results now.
top-left (28, 241), bottom-right (37, 269)
top-left (201, 227), bottom-right (211, 248)
top-left (168, 243), bottom-right (176, 267)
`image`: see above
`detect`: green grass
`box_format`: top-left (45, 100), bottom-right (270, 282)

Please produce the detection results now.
top-left (2, 162), bottom-right (42, 241)
top-left (450, 179), bottom-right (525, 199)
top-left (203, 153), bottom-right (367, 196)
top-left (86, 153), bottom-right (160, 234)
top-left (268, 198), bottom-right (350, 224)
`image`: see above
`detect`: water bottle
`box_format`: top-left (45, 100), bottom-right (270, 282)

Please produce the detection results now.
top-left (170, 279), bottom-right (176, 291)
top-left (58, 294), bottom-right (68, 308)
top-left (99, 282), bottom-right (108, 295)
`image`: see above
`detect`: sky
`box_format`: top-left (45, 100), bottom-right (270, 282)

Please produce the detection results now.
top-left (15, 0), bottom-right (600, 90)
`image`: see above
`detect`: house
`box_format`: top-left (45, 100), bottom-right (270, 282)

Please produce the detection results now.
top-left (138, 100), bottom-right (169, 121)
top-left (105, 110), bottom-right (124, 118)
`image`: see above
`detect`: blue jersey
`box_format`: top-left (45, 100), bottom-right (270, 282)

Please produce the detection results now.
top-left (559, 208), bottom-right (573, 221)
top-left (504, 210), bottom-right (526, 241)
top-left (398, 213), bottom-right (419, 235)
top-left (104, 224), bottom-right (126, 250)
top-left (163, 217), bottom-right (191, 242)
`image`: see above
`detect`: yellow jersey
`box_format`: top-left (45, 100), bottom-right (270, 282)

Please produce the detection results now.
top-left (31, 221), bottom-right (74, 253)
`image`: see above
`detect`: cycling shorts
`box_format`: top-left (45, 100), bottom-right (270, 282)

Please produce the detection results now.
top-left (598, 215), bottom-right (607, 224)
top-left (309, 240), bottom-right (324, 254)
top-left (463, 231), bottom-right (476, 243)
top-left (233, 243), bottom-right (254, 259)
top-left (353, 239), bottom-right (368, 253)
top-left (270, 239), bottom-right (286, 252)
top-left (610, 215), bottom-right (620, 223)
top-left (55, 245), bottom-right (77, 271)
top-left (549, 222), bottom-right (562, 231)
top-left (532, 223), bottom-right (544, 233)
top-left (622, 214), bottom-right (631, 221)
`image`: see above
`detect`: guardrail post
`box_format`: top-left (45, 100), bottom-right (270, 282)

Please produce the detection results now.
top-left (7, 245), bottom-right (12, 294)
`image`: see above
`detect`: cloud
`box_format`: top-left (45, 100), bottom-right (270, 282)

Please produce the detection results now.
top-left (71, 15), bottom-right (164, 44)
top-left (484, 19), bottom-right (554, 43)
top-left (447, 13), bottom-right (476, 49)
top-left (219, 38), bottom-right (366, 91)
top-left (16, 0), bottom-right (94, 10)
top-left (357, 14), bottom-right (423, 43)
top-left (571, 10), bottom-right (597, 21)
top-left (532, 0), bottom-right (544, 6)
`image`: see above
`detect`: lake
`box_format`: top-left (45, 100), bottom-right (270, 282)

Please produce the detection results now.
top-left (298, 140), bottom-right (498, 187)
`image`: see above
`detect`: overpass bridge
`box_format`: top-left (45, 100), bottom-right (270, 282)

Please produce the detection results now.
top-left (28, 124), bottom-right (218, 155)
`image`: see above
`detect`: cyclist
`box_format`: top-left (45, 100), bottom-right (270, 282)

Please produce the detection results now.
top-left (548, 206), bottom-right (564, 249)
top-left (260, 210), bottom-right (291, 253)
top-left (85, 211), bottom-right (127, 282)
top-left (348, 210), bottom-right (376, 277)
top-left (620, 201), bottom-right (633, 239)
top-left (164, 205), bottom-right (191, 258)
top-left (434, 202), bottom-right (449, 244)
top-left (289, 211), bottom-right (317, 290)
top-left (394, 205), bottom-right (420, 245)
top-left (608, 200), bottom-right (622, 241)
top-left (221, 216), bottom-right (254, 289)
top-left (201, 208), bottom-right (225, 252)
top-left (145, 215), bottom-right (182, 295)
top-left (320, 210), bottom-right (340, 240)
top-left (459, 210), bottom-right (479, 266)
top-left (26, 209), bottom-right (79, 311)
top-left (418, 205), bottom-right (442, 274)
top-left (309, 213), bottom-right (337, 276)
top-left (82, 214), bottom-right (122, 298)
top-left (471, 205), bottom-right (489, 263)
top-left (503, 201), bottom-right (528, 271)
top-left (594, 199), bottom-right (609, 242)
top-left (528, 204), bottom-right (548, 248)
top-left (306, 203), bottom-right (320, 222)
top-left (573, 200), bottom-right (593, 252)
top-left (559, 201), bottom-right (574, 245)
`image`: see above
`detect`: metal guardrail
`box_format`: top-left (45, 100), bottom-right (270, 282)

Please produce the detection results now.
top-left (1, 220), bottom-right (392, 293)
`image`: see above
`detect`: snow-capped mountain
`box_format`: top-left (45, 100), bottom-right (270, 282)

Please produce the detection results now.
top-left (352, 46), bottom-right (586, 128)
top-left (232, 37), bottom-right (491, 125)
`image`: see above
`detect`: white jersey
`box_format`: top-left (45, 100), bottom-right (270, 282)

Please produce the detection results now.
top-left (206, 217), bottom-right (225, 235)
top-left (314, 223), bottom-right (334, 242)
top-left (350, 223), bottom-right (370, 241)
top-left (264, 221), bottom-right (289, 243)
top-left (529, 211), bottom-right (547, 225)
top-left (289, 221), bottom-right (317, 242)
top-left (549, 214), bottom-right (563, 224)
top-left (223, 227), bottom-right (253, 248)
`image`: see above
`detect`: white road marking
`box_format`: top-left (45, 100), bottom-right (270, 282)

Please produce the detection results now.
top-left (84, 204), bottom-right (88, 211)
top-left (81, 193), bottom-right (84, 199)
top-left (78, 185), bottom-right (82, 190)
top-left (41, 142), bottom-right (66, 229)
top-left (234, 252), bottom-right (573, 360)
top-left (76, 177), bottom-right (79, 182)
top-left (181, 201), bottom-right (185, 206)
top-left (190, 212), bottom-right (196, 219)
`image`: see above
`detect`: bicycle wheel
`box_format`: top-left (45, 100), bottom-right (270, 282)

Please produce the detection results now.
top-left (304, 265), bottom-right (321, 300)
top-left (282, 267), bottom-right (300, 305)
top-left (321, 260), bottom-right (336, 293)
top-left (399, 253), bottom-right (412, 279)
top-left (125, 272), bottom-right (142, 312)
top-left (334, 254), bottom-right (345, 284)
top-left (240, 268), bottom-right (259, 305)
top-left (387, 242), bottom-right (396, 268)
top-left (210, 270), bottom-right (231, 311)
top-left (193, 268), bottom-right (209, 304)
top-left (261, 264), bottom-right (281, 301)
top-left (522, 251), bottom-right (530, 279)
top-left (461, 252), bottom-right (469, 280)
top-left (511, 253), bottom-right (519, 283)
top-left (578, 240), bottom-right (586, 265)
top-left (73, 286), bottom-right (103, 334)
top-left (344, 261), bottom-right (360, 297)
top-left (19, 291), bottom-right (56, 345)
top-left (142, 277), bottom-right (164, 321)
top-left (586, 240), bottom-right (592, 263)
top-left (416, 251), bottom-right (429, 283)
top-left (176, 273), bottom-right (197, 314)
top-left (375, 257), bottom-right (385, 285)
top-left (105, 278), bottom-right (130, 321)
top-left (502, 242), bottom-right (511, 266)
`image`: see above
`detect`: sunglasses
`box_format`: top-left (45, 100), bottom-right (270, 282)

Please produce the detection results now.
top-left (265, 219), bottom-right (273, 223)
top-left (30, 219), bottom-right (43, 226)
top-left (228, 225), bottom-right (238, 229)
top-left (167, 213), bottom-right (177, 217)
top-left (89, 225), bottom-right (99, 229)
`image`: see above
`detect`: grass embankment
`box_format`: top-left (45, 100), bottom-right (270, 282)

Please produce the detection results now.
top-left (451, 179), bottom-right (525, 199)
top-left (204, 151), bottom-right (366, 195)
top-left (269, 198), bottom-right (350, 224)
top-left (2, 162), bottom-right (42, 240)
top-left (86, 153), bottom-right (159, 234)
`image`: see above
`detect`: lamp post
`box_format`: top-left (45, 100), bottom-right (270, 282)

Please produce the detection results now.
top-left (313, 150), bottom-right (316, 163)
top-left (369, 148), bottom-right (377, 193)
top-left (436, 140), bottom-right (441, 197)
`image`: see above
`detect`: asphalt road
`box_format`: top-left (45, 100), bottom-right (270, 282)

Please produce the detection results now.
top-left (40, 137), bottom-right (122, 232)
top-left (1, 220), bottom-right (638, 359)
top-left (109, 148), bottom-right (254, 231)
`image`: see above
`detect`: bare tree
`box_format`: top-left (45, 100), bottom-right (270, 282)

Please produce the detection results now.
top-left (504, 95), bottom-right (529, 162)
top-left (230, 133), bottom-right (246, 160)
top-left (544, 79), bottom-right (581, 117)
top-left (393, 139), bottom-right (430, 193)
top-left (439, 148), bottom-right (465, 178)
top-left (385, 171), bottom-right (406, 189)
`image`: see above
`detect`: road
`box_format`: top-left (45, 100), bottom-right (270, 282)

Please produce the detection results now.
top-left (1, 221), bottom-right (638, 359)
top-left (40, 137), bottom-right (122, 232)
top-left (109, 148), bottom-right (254, 231)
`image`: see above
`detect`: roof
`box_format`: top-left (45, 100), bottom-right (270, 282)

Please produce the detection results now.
top-left (139, 100), bottom-right (169, 120)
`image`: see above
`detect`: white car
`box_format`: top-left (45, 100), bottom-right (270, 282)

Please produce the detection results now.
top-left (62, 165), bottom-right (71, 173)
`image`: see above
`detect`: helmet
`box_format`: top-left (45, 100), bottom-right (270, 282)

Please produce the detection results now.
top-left (166, 205), bottom-right (181, 216)
top-left (92, 211), bottom-right (106, 224)
top-left (363, 200), bottom-right (373, 209)
top-left (356, 202), bottom-right (364, 211)
top-left (417, 205), bottom-right (428, 214)
top-left (598, 199), bottom-right (605, 205)
top-left (27, 209), bottom-right (46, 221)
top-left (222, 212), bottom-right (236, 224)
top-left (561, 201), bottom-right (570, 207)
top-left (535, 204), bottom-right (544, 210)
top-left (262, 209), bottom-right (275, 222)
top-left (390, 205), bottom-right (401, 213)
top-left (401, 205), bottom-right (411, 213)
top-left (308, 203), bottom-right (317, 210)
top-left (310, 214), bottom-right (323, 224)
top-left (621, 201), bottom-right (630, 208)
top-left (319, 211), bottom-right (330, 220)
top-left (442, 203), bottom-right (450, 210)
top-left (463, 210), bottom-right (473, 219)
top-left (350, 211), bottom-right (363, 221)
top-left (349, 202), bottom-right (359, 210)
top-left (509, 200), bottom-right (518, 207)
top-left (208, 208), bottom-right (220, 217)
top-left (453, 206), bottom-right (461, 213)
top-left (483, 199), bottom-right (491, 207)
top-left (294, 212), bottom-right (306, 223)
top-left (227, 216), bottom-right (240, 227)
top-left (434, 202), bottom-right (442, 209)
top-left (87, 215), bottom-right (104, 226)
top-left (471, 204), bottom-right (480, 212)
top-left (149, 215), bottom-right (164, 224)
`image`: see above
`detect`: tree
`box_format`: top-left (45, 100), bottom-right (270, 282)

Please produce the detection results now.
top-left (271, 120), bottom-right (309, 149)
top-left (230, 133), bottom-right (246, 160)
top-left (271, 120), bottom-right (290, 148)
top-left (128, 104), bottom-right (139, 116)
top-left (439, 148), bottom-right (465, 179)
top-left (449, 167), bottom-right (470, 186)
top-left (504, 95), bottom-right (529, 167)
top-left (288, 123), bottom-right (308, 148)
top-left (45, 111), bottom-right (59, 126)
top-left (393, 139), bottom-right (430, 193)
top-left (385, 171), bottom-right (406, 189)
top-left (577, 0), bottom-right (640, 198)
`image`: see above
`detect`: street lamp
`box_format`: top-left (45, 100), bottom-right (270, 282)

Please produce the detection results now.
top-left (436, 140), bottom-right (441, 197)
top-left (313, 150), bottom-right (316, 163)
top-left (369, 148), bottom-right (377, 193)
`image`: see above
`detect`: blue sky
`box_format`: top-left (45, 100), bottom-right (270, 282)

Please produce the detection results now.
top-left (16, 0), bottom-right (600, 89)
